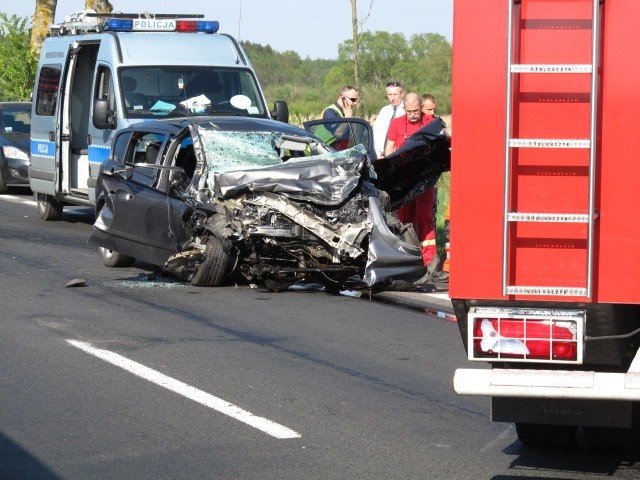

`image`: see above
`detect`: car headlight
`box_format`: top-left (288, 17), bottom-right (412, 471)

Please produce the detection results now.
top-left (2, 146), bottom-right (29, 161)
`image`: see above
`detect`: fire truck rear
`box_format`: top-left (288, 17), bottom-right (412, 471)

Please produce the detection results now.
top-left (450, 0), bottom-right (640, 446)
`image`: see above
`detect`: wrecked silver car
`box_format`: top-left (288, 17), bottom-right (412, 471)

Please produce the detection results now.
top-left (89, 116), bottom-right (447, 291)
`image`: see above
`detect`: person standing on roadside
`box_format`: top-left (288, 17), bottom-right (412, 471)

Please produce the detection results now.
top-left (421, 93), bottom-right (452, 283)
top-left (385, 92), bottom-right (438, 271)
top-left (318, 86), bottom-right (359, 149)
top-left (322, 85), bottom-right (359, 119)
top-left (373, 81), bottom-right (405, 157)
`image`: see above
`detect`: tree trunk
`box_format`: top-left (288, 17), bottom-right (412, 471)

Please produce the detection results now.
top-left (30, 0), bottom-right (57, 55)
top-left (85, 0), bottom-right (113, 14)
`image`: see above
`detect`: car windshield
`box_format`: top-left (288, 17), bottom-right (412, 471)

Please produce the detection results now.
top-left (197, 127), bottom-right (364, 188)
top-left (1, 107), bottom-right (31, 134)
top-left (120, 67), bottom-right (268, 119)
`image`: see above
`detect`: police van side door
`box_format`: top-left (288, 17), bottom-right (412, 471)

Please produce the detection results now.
top-left (30, 63), bottom-right (64, 196)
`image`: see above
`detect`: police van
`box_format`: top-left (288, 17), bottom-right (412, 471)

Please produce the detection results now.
top-left (30, 10), bottom-right (288, 220)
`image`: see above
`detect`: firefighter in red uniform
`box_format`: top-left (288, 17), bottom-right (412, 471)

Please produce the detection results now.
top-left (385, 92), bottom-right (438, 270)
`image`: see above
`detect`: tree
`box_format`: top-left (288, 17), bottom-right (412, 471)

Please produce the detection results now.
top-left (85, 0), bottom-right (113, 15)
top-left (30, 0), bottom-right (57, 55)
top-left (349, 0), bottom-right (374, 115)
top-left (0, 14), bottom-right (38, 101)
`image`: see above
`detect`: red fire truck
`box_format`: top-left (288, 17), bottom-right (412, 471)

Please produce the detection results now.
top-left (450, 0), bottom-right (640, 446)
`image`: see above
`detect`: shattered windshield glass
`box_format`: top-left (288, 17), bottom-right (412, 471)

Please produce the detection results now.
top-left (198, 126), bottom-right (368, 204)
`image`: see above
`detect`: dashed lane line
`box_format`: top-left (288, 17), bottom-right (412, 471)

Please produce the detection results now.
top-left (67, 339), bottom-right (301, 440)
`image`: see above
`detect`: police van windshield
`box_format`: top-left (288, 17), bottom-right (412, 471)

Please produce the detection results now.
top-left (119, 67), bottom-right (268, 119)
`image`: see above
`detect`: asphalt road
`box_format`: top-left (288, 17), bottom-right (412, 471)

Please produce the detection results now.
top-left (1, 190), bottom-right (639, 479)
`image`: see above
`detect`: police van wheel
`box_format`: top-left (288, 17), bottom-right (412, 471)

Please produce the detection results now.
top-left (35, 193), bottom-right (63, 221)
top-left (98, 247), bottom-right (135, 268)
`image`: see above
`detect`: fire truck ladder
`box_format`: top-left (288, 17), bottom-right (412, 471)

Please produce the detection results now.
top-left (502, 0), bottom-right (602, 298)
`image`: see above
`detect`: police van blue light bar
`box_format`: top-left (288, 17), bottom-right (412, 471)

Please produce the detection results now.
top-left (104, 18), bottom-right (133, 31)
top-left (104, 17), bottom-right (219, 33)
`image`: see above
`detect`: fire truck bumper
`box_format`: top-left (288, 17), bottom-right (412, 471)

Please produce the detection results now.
top-left (454, 368), bottom-right (640, 401)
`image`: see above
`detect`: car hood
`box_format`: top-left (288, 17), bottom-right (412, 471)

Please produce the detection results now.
top-left (1, 133), bottom-right (30, 155)
top-left (212, 144), bottom-right (368, 206)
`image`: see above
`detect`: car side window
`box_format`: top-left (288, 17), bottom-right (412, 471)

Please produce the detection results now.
top-left (127, 132), bottom-right (166, 187)
top-left (111, 132), bottom-right (132, 164)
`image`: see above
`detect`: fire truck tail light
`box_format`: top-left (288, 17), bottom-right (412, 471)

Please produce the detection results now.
top-left (468, 308), bottom-right (584, 363)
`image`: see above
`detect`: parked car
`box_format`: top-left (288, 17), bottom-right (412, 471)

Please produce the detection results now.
top-left (0, 102), bottom-right (31, 193)
top-left (88, 115), bottom-right (450, 291)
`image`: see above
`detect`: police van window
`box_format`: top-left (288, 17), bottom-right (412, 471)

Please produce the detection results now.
top-left (129, 132), bottom-right (166, 187)
top-left (119, 67), bottom-right (268, 118)
top-left (35, 65), bottom-right (62, 116)
top-left (95, 66), bottom-right (115, 112)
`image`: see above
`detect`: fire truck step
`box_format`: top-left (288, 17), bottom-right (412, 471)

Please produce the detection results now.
top-left (510, 64), bottom-right (592, 73)
top-left (505, 286), bottom-right (588, 297)
top-left (506, 212), bottom-right (589, 223)
top-left (508, 139), bottom-right (591, 148)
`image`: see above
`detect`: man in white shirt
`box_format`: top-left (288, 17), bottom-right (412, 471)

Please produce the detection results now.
top-left (372, 81), bottom-right (405, 157)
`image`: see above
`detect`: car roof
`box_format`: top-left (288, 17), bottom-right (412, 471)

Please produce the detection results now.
top-left (122, 115), bottom-right (314, 138)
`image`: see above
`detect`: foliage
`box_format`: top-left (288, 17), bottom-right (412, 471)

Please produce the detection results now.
top-left (244, 31), bottom-right (452, 119)
top-left (0, 14), bottom-right (38, 102)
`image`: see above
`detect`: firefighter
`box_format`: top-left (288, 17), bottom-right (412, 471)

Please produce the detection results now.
top-left (424, 94), bottom-right (452, 284)
top-left (385, 92), bottom-right (438, 270)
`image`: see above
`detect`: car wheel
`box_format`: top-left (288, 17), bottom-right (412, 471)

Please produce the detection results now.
top-left (190, 236), bottom-right (233, 287)
top-left (97, 246), bottom-right (135, 268)
top-left (0, 169), bottom-right (9, 194)
top-left (515, 423), bottom-right (578, 447)
top-left (35, 193), bottom-right (63, 221)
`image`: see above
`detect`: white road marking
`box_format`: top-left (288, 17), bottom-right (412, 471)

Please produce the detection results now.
top-left (67, 339), bottom-right (301, 439)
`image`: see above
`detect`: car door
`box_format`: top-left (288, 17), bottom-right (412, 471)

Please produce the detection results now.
top-left (303, 118), bottom-right (376, 158)
top-left (93, 129), bottom-right (192, 266)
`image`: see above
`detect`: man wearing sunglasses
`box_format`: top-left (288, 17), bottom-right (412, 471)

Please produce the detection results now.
top-left (322, 85), bottom-right (359, 120)
top-left (319, 85), bottom-right (359, 150)
top-left (373, 81), bottom-right (406, 157)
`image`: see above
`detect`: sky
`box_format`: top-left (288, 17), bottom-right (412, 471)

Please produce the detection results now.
top-left (4, 0), bottom-right (453, 59)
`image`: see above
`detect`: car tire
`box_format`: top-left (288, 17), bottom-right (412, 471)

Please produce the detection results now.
top-left (0, 169), bottom-right (9, 194)
top-left (190, 236), bottom-right (232, 287)
top-left (35, 193), bottom-right (63, 221)
top-left (515, 423), bottom-right (578, 447)
top-left (97, 246), bottom-right (135, 268)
